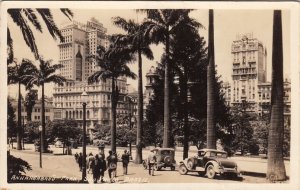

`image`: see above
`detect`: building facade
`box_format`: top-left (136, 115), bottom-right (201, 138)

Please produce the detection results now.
top-left (10, 97), bottom-right (54, 124)
top-left (231, 33), bottom-right (267, 112)
top-left (222, 33), bottom-right (291, 118)
top-left (53, 18), bottom-right (128, 139)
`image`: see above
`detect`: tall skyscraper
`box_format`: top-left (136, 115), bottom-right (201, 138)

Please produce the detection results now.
top-left (221, 33), bottom-right (290, 119)
top-left (231, 33), bottom-right (267, 112)
top-left (53, 18), bottom-right (127, 140)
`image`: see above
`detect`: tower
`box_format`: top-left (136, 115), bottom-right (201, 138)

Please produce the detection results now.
top-left (75, 45), bottom-right (83, 81)
top-left (144, 66), bottom-right (158, 107)
top-left (231, 33), bottom-right (267, 111)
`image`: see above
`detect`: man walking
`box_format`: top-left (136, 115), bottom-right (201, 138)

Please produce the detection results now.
top-left (148, 150), bottom-right (157, 176)
top-left (92, 154), bottom-right (100, 183)
top-left (107, 150), bottom-right (118, 183)
top-left (121, 150), bottom-right (130, 175)
top-left (78, 152), bottom-right (83, 172)
top-left (99, 154), bottom-right (107, 183)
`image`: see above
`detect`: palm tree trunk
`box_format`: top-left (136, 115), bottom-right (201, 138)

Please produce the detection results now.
top-left (41, 83), bottom-right (46, 152)
top-left (135, 48), bottom-right (143, 164)
top-left (17, 82), bottom-right (22, 150)
top-left (267, 10), bottom-right (286, 181)
top-left (182, 71), bottom-right (189, 159)
top-left (207, 9), bottom-right (216, 149)
top-left (163, 31), bottom-right (171, 148)
top-left (111, 77), bottom-right (117, 153)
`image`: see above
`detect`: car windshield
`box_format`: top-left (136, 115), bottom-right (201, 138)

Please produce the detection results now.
top-left (160, 150), bottom-right (173, 155)
top-left (209, 152), bottom-right (227, 158)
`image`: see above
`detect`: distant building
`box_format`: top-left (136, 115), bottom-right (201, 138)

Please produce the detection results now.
top-left (53, 18), bottom-right (128, 140)
top-left (10, 97), bottom-right (54, 124)
top-left (144, 66), bottom-right (159, 108)
top-left (221, 33), bottom-right (291, 119)
top-left (231, 33), bottom-right (267, 112)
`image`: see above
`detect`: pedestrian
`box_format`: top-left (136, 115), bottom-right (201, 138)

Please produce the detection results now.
top-left (78, 152), bottom-right (83, 172)
top-left (92, 154), bottom-right (100, 183)
top-left (121, 150), bottom-right (130, 175)
top-left (98, 153), bottom-right (107, 183)
top-left (74, 152), bottom-right (79, 163)
top-left (87, 152), bottom-right (94, 174)
top-left (148, 149), bottom-right (157, 176)
top-left (106, 150), bottom-right (118, 183)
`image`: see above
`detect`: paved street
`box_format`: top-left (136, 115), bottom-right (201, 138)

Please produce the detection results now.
top-left (8, 143), bottom-right (290, 183)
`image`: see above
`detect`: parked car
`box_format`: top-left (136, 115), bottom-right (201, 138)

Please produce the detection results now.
top-left (54, 140), bottom-right (63, 148)
top-left (142, 148), bottom-right (176, 171)
top-left (178, 149), bottom-right (240, 179)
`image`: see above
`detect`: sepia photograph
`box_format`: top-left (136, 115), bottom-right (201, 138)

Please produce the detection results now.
top-left (0, 1), bottom-right (299, 190)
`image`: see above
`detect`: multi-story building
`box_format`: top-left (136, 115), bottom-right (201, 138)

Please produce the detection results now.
top-left (221, 81), bottom-right (231, 106)
top-left (53, 18), bottom-right (127, 139)
top-left (231, 33), bottom-right (267, 112)
top-left (10, 97), bottom-right (54, 124)
top-left (222, 33), bottom-right (291, 119)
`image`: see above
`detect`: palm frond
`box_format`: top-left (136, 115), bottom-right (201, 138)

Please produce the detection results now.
top-left (36, 9), bottom-right (64, 42)
top-left (60, 9), bottom-right (73, 21)
top-left (44, 74), bottom-right (66, 85)
top-left (141, 46), bottom-right (154, 60)
top-left (8, 9), bottom-right (39, 59)
top-left (23, 9), bottom-right (42, 32)
top-left (7, 28), bottom-right (14, 65)
top-left (88, 70), bottom-right (111, 84)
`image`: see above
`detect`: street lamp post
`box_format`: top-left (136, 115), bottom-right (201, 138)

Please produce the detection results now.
top-left (38, 125), bottom-right (42, 168)
top-left (81, 90), bottom-right (88, 182)
top-left (22, 117), bottom-right (25, 150)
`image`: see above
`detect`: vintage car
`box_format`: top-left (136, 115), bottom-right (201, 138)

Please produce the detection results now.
top-left (178, 149), bottom-right (240, 179)
top-left (142, 148), bottom-right (176, 171)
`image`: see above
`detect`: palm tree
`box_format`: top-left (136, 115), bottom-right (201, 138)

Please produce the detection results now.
top-left (24, 89), bottom-right (38, 122)
top-left (112, 16), bottom-right (154, 163)
top-left (267, 10), bottom-right (286, 182)
top-left (8, 59), bottom-right (37, 150)
top-left (142, 9), bottom-right (197, 148)
top-left (88, 40), bottom-right (137, 153)
top-left (206, 9), bottom-right (216, 149)
top-left (24, 58), bottom-right (66, 152)
top-left (7, 8), bottom-right (73, 61)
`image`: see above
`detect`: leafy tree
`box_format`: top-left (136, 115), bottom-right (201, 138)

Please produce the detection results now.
top-left (142, 9), bottom-right (199, 148)
top-left (169, 11), bottom-right (205, 159)
top-left (113, 16), bottom-right (154, 163)
top-left (88, 39), bottom-right (137, 152)
top-left (7, 98), bottom-right (17, 143)
top-left (267, 10), bottom-right (286, 181)
top-left (50, 119), bottom-right (81, 154)
top-left (229, 101), bottom-right (257, 155)
top-left (23, 58), bottom-right (66, 152)
top-left (24, 89), bottom-right (38, 122)
top-left (116, 114), bottom-right (137, 147)
top-left (7, 8), bottom-right (73, 61)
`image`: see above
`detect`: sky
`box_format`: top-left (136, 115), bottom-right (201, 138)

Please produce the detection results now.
top-left (7, 9), bottom-right (290, 99)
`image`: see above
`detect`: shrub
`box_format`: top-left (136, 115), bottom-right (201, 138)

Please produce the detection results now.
top-left (7, 154), bottom-right (32, 181)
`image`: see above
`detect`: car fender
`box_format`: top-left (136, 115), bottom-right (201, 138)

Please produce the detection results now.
top-left (179, 159), bottom-right (188, 167)
top-left (205, 161), bottom-right (221, 173)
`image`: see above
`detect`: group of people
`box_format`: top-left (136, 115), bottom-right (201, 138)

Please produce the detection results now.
top-left (74, 149), bottom-right (130, 183)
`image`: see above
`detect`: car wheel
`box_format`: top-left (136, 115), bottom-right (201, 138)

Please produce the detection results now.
top-left (206, 165), bottom-right (216, 179)
top-left (178, 164), bottom-right (188, 175)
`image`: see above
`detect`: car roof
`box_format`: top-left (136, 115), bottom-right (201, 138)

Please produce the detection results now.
top-left (198, 149), bottom-right (227, 153)
top-left (150, 148), bottom-right (175, 152)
